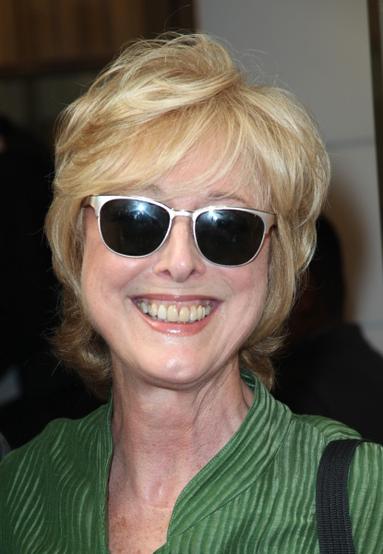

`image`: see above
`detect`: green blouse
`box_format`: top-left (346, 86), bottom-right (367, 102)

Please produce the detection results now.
top-left (1, 375), bottom-right (382, 553)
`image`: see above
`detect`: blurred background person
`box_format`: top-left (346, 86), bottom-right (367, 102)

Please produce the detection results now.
top-left (0, 114), bottom-right (54, 372)
top-left (273, 215), bottom-right (383, 444)
top-left (0, 115), bottom-right (100, 449)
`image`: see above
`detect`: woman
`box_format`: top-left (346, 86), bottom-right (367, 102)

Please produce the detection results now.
top-left (1, 34), bottom-right (382, 553)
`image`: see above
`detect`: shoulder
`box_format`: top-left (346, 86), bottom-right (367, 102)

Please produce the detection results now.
top-left (274, 411), bottom-right (360, 479)
top-left (0, 403), bottom-right (109, 510)
top-left (287, 411), bottom-right (361, 448)
top-left (0, 404), bottom-right (110, 551)
top-left (2, 401), bottom-right (107, 466)
top-left (290, 413), bottom-right (383, 551)
top-left (294, 412), bottom-right (361, 435)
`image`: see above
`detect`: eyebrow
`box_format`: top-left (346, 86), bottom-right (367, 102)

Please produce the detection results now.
top-left (135, 184), bottom-right (250, 206)
top-left (134, 183), bottom-right (254, 206)
top-left (206, 191), bottom-right (250, 205)
top-left (139, 184), bottom-right (163, 197)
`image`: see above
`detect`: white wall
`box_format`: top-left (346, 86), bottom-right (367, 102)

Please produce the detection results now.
top-left (197, 0), bottom-right (383, 353)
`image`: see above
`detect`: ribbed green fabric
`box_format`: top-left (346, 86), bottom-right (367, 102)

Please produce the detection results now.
top-left (1, 375), bottom-right (382, 553)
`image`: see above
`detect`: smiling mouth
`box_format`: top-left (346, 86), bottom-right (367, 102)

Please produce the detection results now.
top-left (135, 299), bottom-right (213, 324)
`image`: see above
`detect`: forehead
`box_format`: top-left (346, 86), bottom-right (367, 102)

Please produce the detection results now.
top-left (135, 145), bottom-right (266, 207)
top-left (139, 182), bottom-right (255, 208)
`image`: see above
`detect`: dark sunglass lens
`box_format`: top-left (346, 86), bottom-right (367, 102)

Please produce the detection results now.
top-left (196, 209), bottom-right (265, 265)
top-left (100, 199), bottom-right (169, 256)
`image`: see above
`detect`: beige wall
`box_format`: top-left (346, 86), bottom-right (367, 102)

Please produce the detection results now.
top-left (197, 0), bottom-right (383, 353)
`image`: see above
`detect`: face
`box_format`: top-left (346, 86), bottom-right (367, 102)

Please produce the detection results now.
top-left (81, 153), bottom-right (271, 392)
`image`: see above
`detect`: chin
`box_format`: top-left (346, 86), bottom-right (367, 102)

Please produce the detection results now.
top-left (137, 356), bottom-right (214, 390)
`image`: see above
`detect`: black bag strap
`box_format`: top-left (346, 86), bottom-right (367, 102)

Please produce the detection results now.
top-left (316, 438), bottom-right (363, 554)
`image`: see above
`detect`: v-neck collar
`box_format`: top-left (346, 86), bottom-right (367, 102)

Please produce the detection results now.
top-left (96, 372), bottom-right (292, 549)
top-left (165, 374), bottom-right (291, 538)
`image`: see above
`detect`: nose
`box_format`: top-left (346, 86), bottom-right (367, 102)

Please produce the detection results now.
top-left (152, 217), bottom-right (206, 282)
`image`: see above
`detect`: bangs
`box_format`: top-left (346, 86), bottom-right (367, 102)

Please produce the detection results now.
top-left (73, 99), bottom-right (268, 207)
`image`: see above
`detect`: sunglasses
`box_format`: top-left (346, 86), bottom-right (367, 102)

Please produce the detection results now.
top-left (88, 195), bottom-right (276, 267)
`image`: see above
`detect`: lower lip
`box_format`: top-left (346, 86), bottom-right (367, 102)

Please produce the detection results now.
top-left (134, 306), bottom-right (216, 336)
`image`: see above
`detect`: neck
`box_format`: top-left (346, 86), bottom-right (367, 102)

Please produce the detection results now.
top-left (110, 366), bottom-right (253, 508)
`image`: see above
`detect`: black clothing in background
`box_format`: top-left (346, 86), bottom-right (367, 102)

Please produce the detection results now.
top-left (0, 431), bottom-right (10, 460)
top-left (0, 354), bottom-right (101, 449)
top-left (0, 117), bottom-right (55, 373)
top-left (0, 116), bottom-right (101, 450)
top-left (274, 322), bottom-right (383, 444)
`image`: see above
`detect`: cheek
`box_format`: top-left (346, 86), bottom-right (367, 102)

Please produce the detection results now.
top-left (225, 242), bottom-right (271, 340)
top-left (81, 218), bottom-right (109, 301)
top-left (231, 240), bottom-right (270, 302)
top-left (80, 246), bottom-right (137, 346)
top-left (81, 245), bottom-right (111, 331)
top-left (82, 208), bottom-right (133, 291)
top-left (80, 215), bottom-right (151, 324)
top-left (81, 245), bottom-right (135, 305)
top-left (81, 212), bottom-right (128, 318)
top-left (213, 249), bottom-right (270, 359)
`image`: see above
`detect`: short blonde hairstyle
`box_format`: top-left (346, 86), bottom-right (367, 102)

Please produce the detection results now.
top-left (46, 33), bottom-right (330, 398)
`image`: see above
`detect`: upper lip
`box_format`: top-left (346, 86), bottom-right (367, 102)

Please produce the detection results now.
top-left (132, 293), bottom-right (219, 302)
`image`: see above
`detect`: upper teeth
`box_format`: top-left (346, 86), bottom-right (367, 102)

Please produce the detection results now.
top-left (138, 301), bottom-right (212, 323)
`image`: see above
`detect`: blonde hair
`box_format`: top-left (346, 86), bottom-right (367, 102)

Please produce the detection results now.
top-left (46, 33), bottom-right (330, 398)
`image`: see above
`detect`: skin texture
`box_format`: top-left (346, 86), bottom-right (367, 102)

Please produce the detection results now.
top-left (81, 151), bottom-right (271, 552)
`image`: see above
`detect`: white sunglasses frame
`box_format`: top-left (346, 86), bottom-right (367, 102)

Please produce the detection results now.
top-left (88, 195), bottom-right (276, 267)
